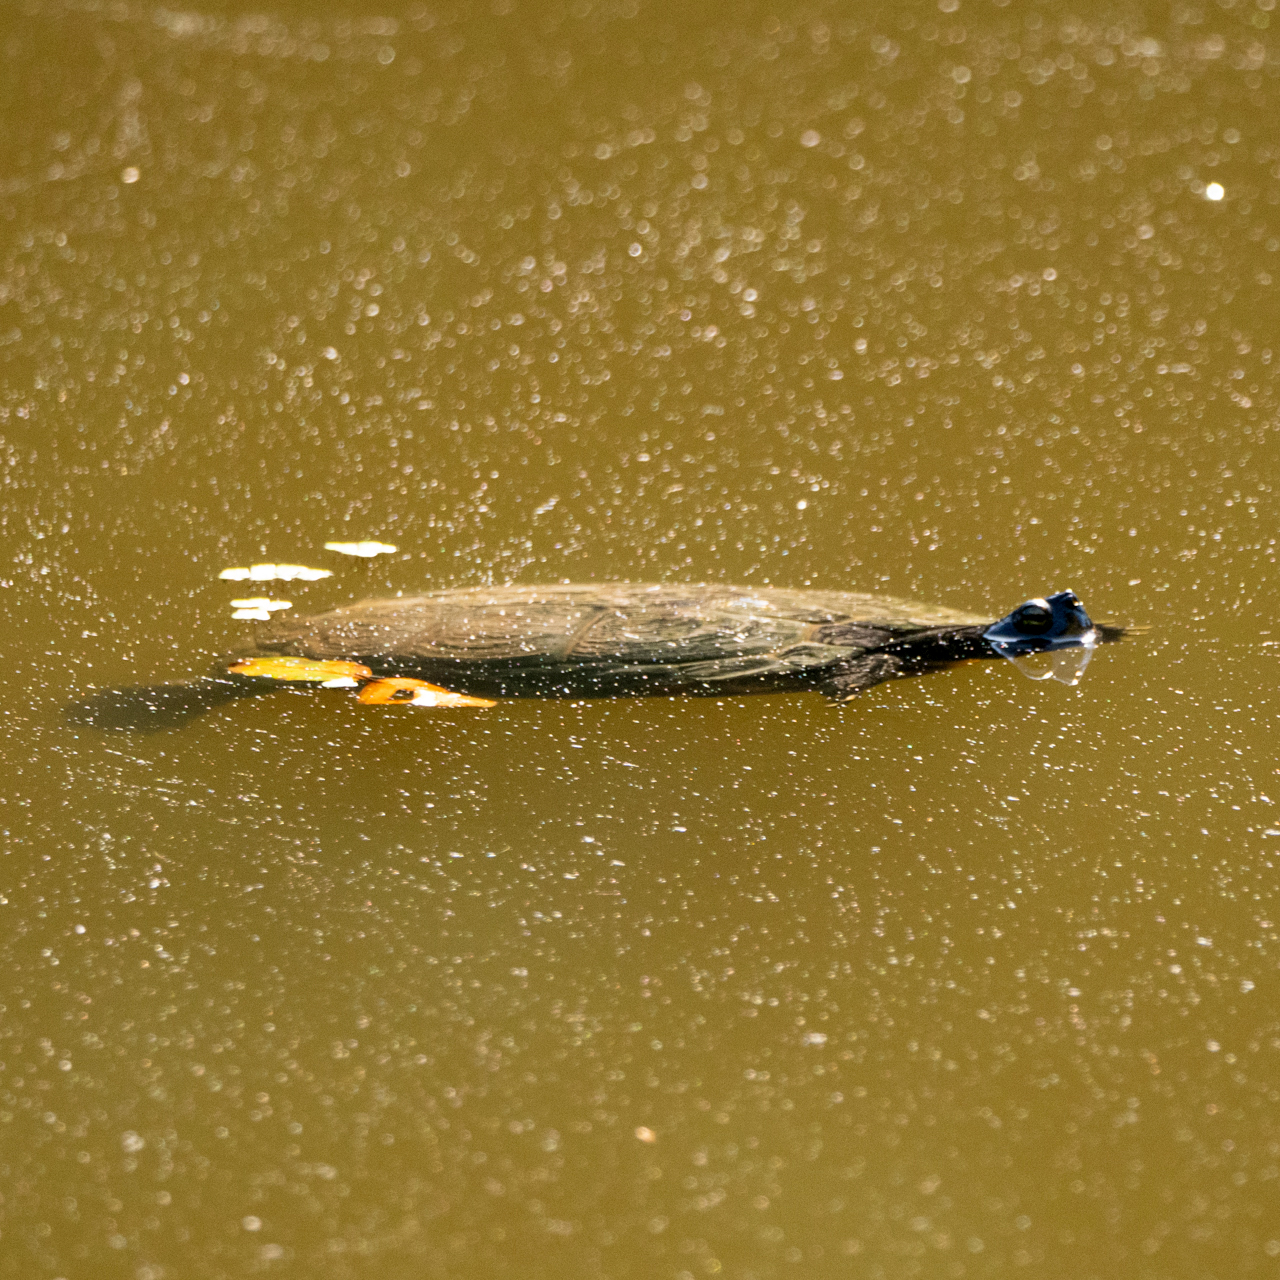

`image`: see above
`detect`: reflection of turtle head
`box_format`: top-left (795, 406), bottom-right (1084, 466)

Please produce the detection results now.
top-left (983, 590), bottom-right (1096, 658)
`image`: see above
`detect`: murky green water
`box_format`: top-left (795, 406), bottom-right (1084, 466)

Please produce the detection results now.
top-left (3, 1), bottom-right (1280, 1276)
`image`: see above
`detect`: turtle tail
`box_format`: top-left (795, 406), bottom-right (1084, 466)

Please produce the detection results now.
top-left (63, 676), bottom-right (277, 733)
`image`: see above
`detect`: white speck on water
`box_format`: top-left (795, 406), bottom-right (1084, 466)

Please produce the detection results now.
top-left (242, 1216), bottom-right (262, 1231)
top-left (800, 130), bottom-right (821, 147)
top-left (220, 564), bottom-right (332, 582)
top-left (324, 541), bottom-right (397, 558)
top-left (229, 599), bottom-right (291, 621)
top-left (1205, 182), bottom-right (1225, 201)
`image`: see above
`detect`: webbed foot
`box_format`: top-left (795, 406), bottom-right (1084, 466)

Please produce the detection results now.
top-left (357, 678), bottom-right (497, 708)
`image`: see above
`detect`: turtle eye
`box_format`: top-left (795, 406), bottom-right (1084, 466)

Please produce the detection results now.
top-left (1012, 600), bottom-right (1054, 635)
top-left (389, 687), bottom-right (418, 701)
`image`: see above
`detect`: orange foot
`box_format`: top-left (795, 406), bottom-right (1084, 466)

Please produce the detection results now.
top-left (357, 678), bottom-right (497, 708)
top-left (228, 657), bottom-right (373, 686)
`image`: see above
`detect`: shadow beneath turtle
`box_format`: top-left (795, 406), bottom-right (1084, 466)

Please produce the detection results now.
top-left (64, 679), bottom-right (271, 733)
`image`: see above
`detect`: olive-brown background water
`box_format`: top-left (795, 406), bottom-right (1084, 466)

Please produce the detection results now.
top-left (2, 1), bottom-right (1279, 1276)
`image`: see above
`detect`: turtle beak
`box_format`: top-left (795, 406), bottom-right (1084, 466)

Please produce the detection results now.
top-left (983, 590), bottom-right (1099, 686)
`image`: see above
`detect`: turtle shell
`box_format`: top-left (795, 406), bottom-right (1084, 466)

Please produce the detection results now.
top-left (245, 583), bottom-right (988, 699)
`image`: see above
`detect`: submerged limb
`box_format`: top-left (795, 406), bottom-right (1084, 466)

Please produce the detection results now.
top-left (816, 626), bottom-right (993, 702)
top-left (816, 654), bottom-right (913, 702)
top-left (64, 657), bottom-right (376, 733)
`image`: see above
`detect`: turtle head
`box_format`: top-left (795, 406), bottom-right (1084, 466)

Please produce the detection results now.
top-left (984, 590), bottom-right (1095, 657)
top-left (983, 590), bottom-right (1100, 685)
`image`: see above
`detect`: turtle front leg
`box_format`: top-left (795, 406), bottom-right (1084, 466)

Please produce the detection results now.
top-left (816, 653), bottom-right (912, 702)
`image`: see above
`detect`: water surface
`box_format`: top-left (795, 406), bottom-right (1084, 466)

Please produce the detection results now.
top-left (2, 2), bottom-right (1279, 1277)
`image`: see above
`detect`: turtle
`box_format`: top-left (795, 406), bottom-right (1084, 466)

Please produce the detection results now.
top-left (66, 584), bottom-right (1122, 732)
